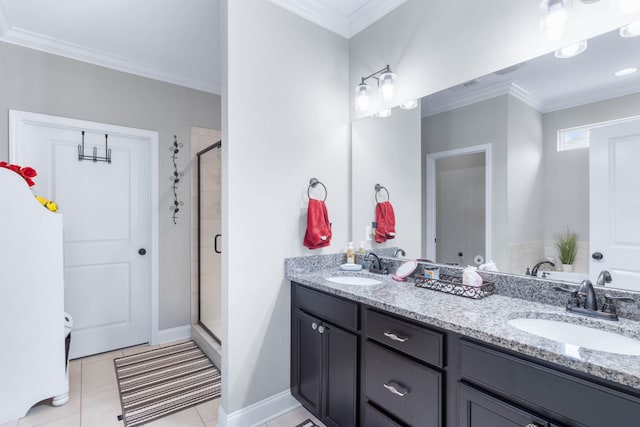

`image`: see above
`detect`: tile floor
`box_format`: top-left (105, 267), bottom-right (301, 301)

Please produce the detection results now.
top-left (0, 341), bottom-right (324, 427)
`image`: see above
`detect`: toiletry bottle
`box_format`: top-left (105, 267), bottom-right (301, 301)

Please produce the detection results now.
top-left (346, 242), bottom-right (355, 264)
top-left (358, 241), bottom-right (366, 255)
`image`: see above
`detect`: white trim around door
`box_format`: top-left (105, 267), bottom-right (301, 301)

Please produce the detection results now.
top-left (8, 110), bottom-right (161, 346)
top-left (425, 143), bottom-right (492, 265)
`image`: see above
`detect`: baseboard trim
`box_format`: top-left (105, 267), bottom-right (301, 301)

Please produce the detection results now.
top-left (217, 389), bottom-right (300, 427)
top-left (154, 324), bottom-right (191, 345)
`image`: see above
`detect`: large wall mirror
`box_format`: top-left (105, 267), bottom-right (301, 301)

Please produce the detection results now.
top-left (351, 26), bottom-right (640, 291)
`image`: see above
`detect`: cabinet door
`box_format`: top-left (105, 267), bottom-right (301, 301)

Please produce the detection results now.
top-left (323, 323), bottom-right (358, 427)
top-left (458, 383), bottom-right (555, 427)
top-left (293, 310), bottom-right (323, 416)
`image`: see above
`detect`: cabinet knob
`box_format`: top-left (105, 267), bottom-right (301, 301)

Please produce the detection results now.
top-left (311, 322), bottom-right (318, 330)
top-left (383, 331), bottom-right (409, 342)
top-left (383, 381), bottom-right (409, 397)
top-left (318, 325), bottom-right (325, 334)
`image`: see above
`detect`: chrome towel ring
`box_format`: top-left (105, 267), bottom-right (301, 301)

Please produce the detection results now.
top-left (375, 183), bottom-right (389, 203)
top-left (308, 178), bottom-right (327, 201)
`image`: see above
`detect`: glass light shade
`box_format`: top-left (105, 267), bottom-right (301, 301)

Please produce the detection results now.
top-left (544, 0), bottom-right (569, 39)
top-left (400, 99), bottom-right (418, 109)
top-left (620, 21), bottom-right (640, 37)
top-left (614, 67), bottom-right (638, 77)
top-left (374, 109), bottom-right (392, 118)
top-left (355, 82), bottom-right (370, 111)
top-left (378, 71), bottom-right (397, 102)
top-left (554, 40), bottom-right (587, 58)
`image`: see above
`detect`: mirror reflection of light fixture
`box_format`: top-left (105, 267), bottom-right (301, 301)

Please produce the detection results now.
top-left (542, 0), bottom-right (571, 40)
top-left (354, 65), bottom-right (397, 112)
top-left (373, 108), bottom-right (392, 118)
top-left (400, 99), bottom-right (418, 109)
top-left (554, 40), bottom-right (588, 58)
top-left (620, 20), bottom-right (640, 37)
top-left (614, 66), bottom-right (638, 76)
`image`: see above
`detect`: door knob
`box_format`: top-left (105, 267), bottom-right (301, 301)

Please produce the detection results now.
top-left (138, 248), bottom-right (147, 255)
top-left (592, 252), bottom-right (603, 260)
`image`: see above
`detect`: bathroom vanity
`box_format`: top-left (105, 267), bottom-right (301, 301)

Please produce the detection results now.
top-left (288, 261), bottom-right (640, 427)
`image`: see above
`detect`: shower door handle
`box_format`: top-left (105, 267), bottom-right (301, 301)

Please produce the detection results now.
top-left (214, 234), bottom-right (222, 254)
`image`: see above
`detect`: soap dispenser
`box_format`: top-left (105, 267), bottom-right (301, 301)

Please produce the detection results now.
top-left (346, 242), bottom-right (355, 264)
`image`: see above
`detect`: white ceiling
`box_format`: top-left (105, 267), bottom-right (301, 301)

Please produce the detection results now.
top-left (0, 0), bottom-right (405, 95)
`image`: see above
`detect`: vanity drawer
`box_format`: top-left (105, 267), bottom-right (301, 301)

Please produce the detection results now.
top-left (364, 341), bottom-right (442, 427)
top-left (366, 309), bottom-right (443, 368)
top-left (459, 339), bottom-right (640, 427)
top-left (364, 403), bottom-right (404, 427)
top-left (293, 283), bottom-right (358, 331)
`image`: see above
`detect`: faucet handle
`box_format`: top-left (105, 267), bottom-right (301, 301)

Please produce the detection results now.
top-left (554, 287), bottom-right (580, 308)
top-left (602, 295), bottom-right (636, 315)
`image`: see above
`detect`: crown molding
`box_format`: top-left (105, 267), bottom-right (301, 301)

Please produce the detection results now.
top-left (349, 0), bottom-right (408, 37)
top-left (269, 0), bottom-right (350, 38)
top-left (422, 82), bottom-right (544, 117)
top-left (542, 82), bottom-right (640, 112)
top-left (0, 25), bottom-right (220, 94)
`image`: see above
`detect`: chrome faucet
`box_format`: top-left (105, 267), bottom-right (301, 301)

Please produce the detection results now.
top-left (596, 270), bottom-right (612, 287)
top-left (530, 260), bottom-right (555, 276)
top-left (393, 248), bottom-right (406, 258)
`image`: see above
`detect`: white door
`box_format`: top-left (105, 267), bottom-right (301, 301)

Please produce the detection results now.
top-left (11, 112), bottom-right (153, 358)
top-left (590, 120), bottom-right (640, 291)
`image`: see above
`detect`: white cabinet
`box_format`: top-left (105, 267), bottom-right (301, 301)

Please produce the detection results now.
top-left (0, 168), bottom-right (67, 423)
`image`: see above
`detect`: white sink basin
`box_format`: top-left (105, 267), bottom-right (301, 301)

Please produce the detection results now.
top-left (508, 318), bottom-right (640, 355)
top-left (325, 276), bottom-right (382, 286)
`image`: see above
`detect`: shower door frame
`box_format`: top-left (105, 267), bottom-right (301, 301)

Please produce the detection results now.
top-left (197, 141), bottom-right (222, 344)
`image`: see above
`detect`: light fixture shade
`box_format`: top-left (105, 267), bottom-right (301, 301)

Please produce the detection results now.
top-left (554, 40), bottom-right (587, 58)
top-left (400, 99), bottom-right (418, 109)
top-left (620, 20), bottom-right (640, 37)
top-left (378, 71), bottom-right (397, 102)
top-left (355, 82), bottom-right (370, 112)
top-left (543, 0), bottom-right (570, 39)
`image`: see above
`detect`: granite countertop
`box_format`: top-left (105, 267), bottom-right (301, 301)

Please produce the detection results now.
top-left (288, 268), bottom-right (640, 391)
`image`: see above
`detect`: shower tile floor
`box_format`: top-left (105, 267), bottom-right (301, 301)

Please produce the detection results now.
top-left (0, 340), bottom-right (324, 427)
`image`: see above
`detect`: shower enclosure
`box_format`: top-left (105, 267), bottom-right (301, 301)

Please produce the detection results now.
top-left (197, 141), bottom-right (222, 343)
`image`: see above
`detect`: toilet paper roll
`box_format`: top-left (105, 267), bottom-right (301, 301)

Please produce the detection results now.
top-left (473, 255), bottom-right (485, 265)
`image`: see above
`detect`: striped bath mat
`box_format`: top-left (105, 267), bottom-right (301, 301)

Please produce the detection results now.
top-left (114, 340), bottom-right (220, 426)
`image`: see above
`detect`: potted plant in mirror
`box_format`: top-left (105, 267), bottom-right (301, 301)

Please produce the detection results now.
top-left (555, 229), bottom-right (577, 272)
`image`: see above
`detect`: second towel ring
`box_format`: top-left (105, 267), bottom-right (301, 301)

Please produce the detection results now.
top-left (308, 178), bottom-right (327, 201)
top-left (375, 183), bottom-right (389, 203)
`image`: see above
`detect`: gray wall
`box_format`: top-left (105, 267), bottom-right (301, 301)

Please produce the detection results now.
top-left (0, 41), bottom-right (221, 330)
top-left (223, 0), bottom-right (349, 414)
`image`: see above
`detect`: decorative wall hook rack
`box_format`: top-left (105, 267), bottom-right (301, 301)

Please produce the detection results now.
top-left (375, 183), bottom-right (390, 203)
top-left (78, 131), bottom-right (111, 163)
top-left (170, 135), bottom-right (184, 224)
top-left (308, 178), bottom-right (327, 201)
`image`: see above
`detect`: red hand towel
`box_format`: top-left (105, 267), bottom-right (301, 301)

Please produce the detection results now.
top-left (375, 201), bottom-right (396, 243)
top-left (303, 198), bottom-right (332, 249)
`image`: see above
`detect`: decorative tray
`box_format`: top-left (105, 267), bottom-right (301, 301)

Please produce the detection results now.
top-left (413, 274), bottom-right (494, 299)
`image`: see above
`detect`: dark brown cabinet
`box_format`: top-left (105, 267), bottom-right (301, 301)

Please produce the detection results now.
top-left (458, 383), bottom-right (557, 427)
top-left (291, 284), bottom-right (358, 427)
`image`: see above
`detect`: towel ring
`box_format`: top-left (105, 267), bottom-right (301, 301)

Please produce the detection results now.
top-left (308, 178), bottom-right (327, 201)
top-left (375, 183), bottom-right (389, 203)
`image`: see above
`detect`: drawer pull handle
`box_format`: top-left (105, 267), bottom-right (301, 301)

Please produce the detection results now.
top-left (525, 424), bottom-right (542, 427)
top-left (383, 331), bottom-right (408, 342)
top-left (383, 382), bottom-right (409, 397)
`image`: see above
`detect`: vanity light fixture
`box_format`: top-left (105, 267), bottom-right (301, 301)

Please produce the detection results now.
top-left (400, 99), bottom-right (418, 109)
top-left (620, 20), bottom-right (640, 37)
top-left (554, 40), bottom-right (588, 58)
top-left (542, 0), bottom-right (571, 40)
top-left (354, 65), bottom-right (397, 112)
top-left (614, 66), bottom-right (638, 76)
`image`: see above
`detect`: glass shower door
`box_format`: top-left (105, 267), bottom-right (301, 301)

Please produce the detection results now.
top-left (197, 142), bottom-right (221, 343)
